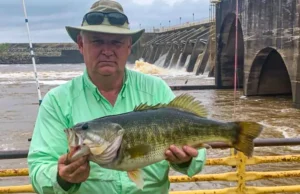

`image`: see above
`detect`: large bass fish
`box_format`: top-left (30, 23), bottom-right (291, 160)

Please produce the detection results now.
top-left (64, 94), bottom-right (263, 189)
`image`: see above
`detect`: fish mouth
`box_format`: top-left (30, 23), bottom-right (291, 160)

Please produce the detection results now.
top-left (69, 145), bottom-right (90, 162)
top-left (64, 128), bottom-right (90, 162)
top-left (64, 128), bottom-right (81, 147)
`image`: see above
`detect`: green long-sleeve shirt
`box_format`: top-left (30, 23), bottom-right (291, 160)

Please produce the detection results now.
top-left (27, 68), bottom-right (206, 194)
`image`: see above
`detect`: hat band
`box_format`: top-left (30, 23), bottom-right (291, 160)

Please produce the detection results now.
top-left (82, 12), bottom-right (129, 28)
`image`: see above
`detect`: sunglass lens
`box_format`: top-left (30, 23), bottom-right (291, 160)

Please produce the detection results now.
top-left (108, 13), bottom-right (128, 25)
top-left (86, 12), bottom-right (105, 25)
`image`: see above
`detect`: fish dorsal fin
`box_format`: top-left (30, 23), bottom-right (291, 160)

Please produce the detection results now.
top-left (134, 103), bottom-right (162, 111)
top-left (134, 93), bottom-right (207, 117)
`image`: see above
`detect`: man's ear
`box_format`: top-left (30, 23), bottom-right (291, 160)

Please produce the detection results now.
top-left (77, 34), bottom-right (84, 54)
top-left (127, 37), bottom-right (132, 55)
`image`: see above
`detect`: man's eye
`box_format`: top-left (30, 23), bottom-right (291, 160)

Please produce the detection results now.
top-left (92, 40), bottom-right (104, 44)
top-left (112, 40), bottom-right (123, 45)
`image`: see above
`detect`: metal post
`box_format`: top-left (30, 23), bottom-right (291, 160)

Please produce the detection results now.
top-left (233, 0), bottom-right (239, 116)
top-left (209, 4), bottom-right (211, 22)
top-left (236, 151), bottom-right (246, 193)
top-left (22, 0), bottom-right (42, 105)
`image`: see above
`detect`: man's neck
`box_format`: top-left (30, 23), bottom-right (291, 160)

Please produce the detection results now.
top-left (89, 70), bottom-right (125, 105)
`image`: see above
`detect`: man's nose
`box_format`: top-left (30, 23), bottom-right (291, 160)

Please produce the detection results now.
top-left (101, 44), bottom-right (114, 56)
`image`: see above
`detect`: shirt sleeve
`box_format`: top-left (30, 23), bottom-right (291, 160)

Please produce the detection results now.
top-left (27, 91), bottom-right (81, 194)
top-left (155, 79), bottom-right (207, 177)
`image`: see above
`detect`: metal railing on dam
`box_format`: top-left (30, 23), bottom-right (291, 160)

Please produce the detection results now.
top-left (0, 138), bottom-right (300, 193)
top-left (145, 18), bottom-right (211, 33)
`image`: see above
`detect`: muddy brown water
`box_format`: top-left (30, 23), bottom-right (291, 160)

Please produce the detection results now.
top-left (0, 64), bottom-right (299, 192)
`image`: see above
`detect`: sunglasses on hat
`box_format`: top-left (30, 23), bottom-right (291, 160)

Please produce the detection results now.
top-left (81, 12), bottom-right (129, 26)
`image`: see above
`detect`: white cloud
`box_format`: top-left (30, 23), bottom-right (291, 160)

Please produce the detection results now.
top-left (130, 0), bottom-right (202, 6)
top-left (162, 0), bottom-right (185, 6)
top-left (0, 28), bottom-right (72, 43)
top-left (131, 0), bottom-right (155, 5)
top-left (131, 0), bottom-right (182, 6)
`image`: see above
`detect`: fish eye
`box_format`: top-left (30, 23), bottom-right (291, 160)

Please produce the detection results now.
top-left (82, 123), bottom-right (89, 130)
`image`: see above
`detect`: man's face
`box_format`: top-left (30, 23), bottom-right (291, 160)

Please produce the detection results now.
top-left (77, 31), bottom-right (132, 76)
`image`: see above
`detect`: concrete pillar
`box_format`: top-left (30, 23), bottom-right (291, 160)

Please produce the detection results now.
top-left (293, 65), bottom-right (300, 108)
top-left (193, 53), bottom-right (204, 74)
top-left (293, 83), bottom-right (300, 108)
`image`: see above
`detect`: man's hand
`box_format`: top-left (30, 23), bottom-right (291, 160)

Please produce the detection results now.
top-left (165, 145), bottom-right (198, 164)
top-left (57, 148), bottom-right (90, 191)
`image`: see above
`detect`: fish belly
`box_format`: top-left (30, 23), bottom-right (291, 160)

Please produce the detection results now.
top-left (116, 147), bottom-right (168, 171)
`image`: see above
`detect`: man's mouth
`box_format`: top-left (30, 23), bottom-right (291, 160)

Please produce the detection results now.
top-left (99, 61), bottom-right (115, 64)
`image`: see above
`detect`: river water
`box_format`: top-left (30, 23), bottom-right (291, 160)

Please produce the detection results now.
top-left (0, 63), bottom-right (299, 192)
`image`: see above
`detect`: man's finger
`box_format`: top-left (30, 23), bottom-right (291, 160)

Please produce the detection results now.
top-left (165, 149), bottom-right (178, 162)
top-left (183, 146), bottom-right (198, 157)
top-left (69, 162), bottom-right (90, 179)
top-left (65, 152), bottom-right (71, 165)
top-left (64, 156), bottom-right (88, 174)
top-left (169, 145), bottom-right (188, 160)
top-left (58, 154), bottom-right (68, 164)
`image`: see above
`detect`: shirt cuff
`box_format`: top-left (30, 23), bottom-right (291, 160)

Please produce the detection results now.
top-left (169, 148), bottom-right (207, 177)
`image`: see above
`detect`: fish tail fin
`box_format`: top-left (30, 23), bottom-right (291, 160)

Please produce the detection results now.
top-left (232, 122), bottom-right (263, 157)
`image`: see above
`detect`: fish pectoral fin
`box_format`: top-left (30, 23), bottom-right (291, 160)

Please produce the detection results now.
top-left (127, 169), bottom-right (144, 190)
top-left (191, 143), bottom-right (212, 149)
top-left (127, 144), bottom-right (151, 159)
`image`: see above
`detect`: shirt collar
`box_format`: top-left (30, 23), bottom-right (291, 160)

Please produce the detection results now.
top-left (83, 68), bottom-right (129, 100)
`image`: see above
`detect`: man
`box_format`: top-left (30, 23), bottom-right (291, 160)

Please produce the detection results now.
top-left (27, 0), bottom-right (207, 193)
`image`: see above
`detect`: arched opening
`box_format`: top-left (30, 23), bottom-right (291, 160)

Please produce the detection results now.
top-left (216, 13), bottom-right (244, 88)
top-left (246, 47), bottom-right (292, 96)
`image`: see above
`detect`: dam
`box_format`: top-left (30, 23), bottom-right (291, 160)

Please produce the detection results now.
top-left (139, 0), bottom-right (300, 109)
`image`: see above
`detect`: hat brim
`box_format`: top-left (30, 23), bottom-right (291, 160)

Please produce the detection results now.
top-left (65, 25), bottom-right (145, 46)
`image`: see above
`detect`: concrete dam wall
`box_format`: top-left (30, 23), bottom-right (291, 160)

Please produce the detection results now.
top-left (139, 21), bottom-right (216, 76)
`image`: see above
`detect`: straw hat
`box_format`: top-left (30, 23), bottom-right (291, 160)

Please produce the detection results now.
top-left (65, 0), bottom-right (145, 46)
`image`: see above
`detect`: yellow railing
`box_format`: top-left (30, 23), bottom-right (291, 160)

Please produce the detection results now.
top-left (1, 138), bottom-right (300, 193)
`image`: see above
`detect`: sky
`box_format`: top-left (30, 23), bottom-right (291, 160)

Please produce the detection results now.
top-left (0, 0), bottom-right (210, 43)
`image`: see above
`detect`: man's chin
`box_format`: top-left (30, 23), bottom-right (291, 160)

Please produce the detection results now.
top-left (97, 67), bottom-right (116, 76)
